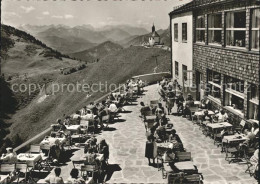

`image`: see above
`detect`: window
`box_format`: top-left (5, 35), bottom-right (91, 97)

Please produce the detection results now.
top-left (182, 23), bottom-right (187, 42)
top-left (225, 76), bottom-right (244, 93)
top-left (175, 61), bottom-right (179, 76)
top-left (174, 23), bottom-right (178, 42)
top-left (226, 11), bottom-right (246, 47)
top-left (196, 15), bottom-right (205, 42)
top-left (225, 93), bottom-right (244, 111)
top-left (208, 14), bottom-right (222, 44)
top-left (182, 65), bottom-right (188, 81)
top-left (207, 70), bottom-right (221, 100)
top-left (248, 84), bottom-right (259, 119)
top-left (251, 9), bottom-right (260, 50)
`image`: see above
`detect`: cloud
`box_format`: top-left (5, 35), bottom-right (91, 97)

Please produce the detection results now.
top-left (3, 12), bottom-right (21, 18)
top-left (64, 14), bottom-right (74, 19)
top-left (20, 6), bottom-right (35, 13)
top-left (42, 11), bottom-right (50, 15)
top-left (52, 15), bottom-right (63, 19)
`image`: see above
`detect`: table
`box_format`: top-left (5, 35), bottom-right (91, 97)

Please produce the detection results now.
top-left (194, 110), bottom-right (214, 116)
top-left (40, 137), bottom-right (67, 149)
top-left (248, 119), bottom-right (259, 125)
top-left (222, 134), bottom-right (248, 156)
top-left (72, 153), bottom-right (104, 162)
top-left (0, 175), bottom-right (9, 184)
top-left (174, 161), bottom-right (197, 172)
top-left (17, 153), bottom-right (42, 167)
top-left (207, 122), bottom-right (233, 129)
top-left (65, 125), bottom-right (81, 134)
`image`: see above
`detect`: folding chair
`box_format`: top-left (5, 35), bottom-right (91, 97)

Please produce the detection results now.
top-left (184, 173), bottom-right (204, 184)
top-left (40, 144), bottom-right (53, 171)
top-left (30, 144), bottom-right (41, 153)
top-left (0, 163), bottom-right (16, 183)
top-left (176, 152), bottom-right (192, 162)
top-left (15, 162), bottom-right (34, 183)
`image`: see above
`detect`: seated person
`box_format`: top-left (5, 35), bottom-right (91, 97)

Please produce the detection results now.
top-left (155, 126), bottom-right (167, 143)
top-left (168, 129), bottom-right (184, 151)
top-left (108, 102), bottom-right (118, 113)
top-left (201, 110), bottom-right (212, 124)
top-left (72, 111), bottom-right (81, 120)
top-left (66, 168), bottom-right (85, 184)
top-left (80, 106), bottom-right (87, 116)
top-left (1, 147), bottom-right (17, 163)
top-left (56, 119), bottom-right (66, 131)
top-left (50, 140), bottom-right (62, 164)
top-left (45, 167), bottom-right (64, 184)
top-left (216, 109), bottom-right (228, 123)
top-left (63, 116), bottom-right (71, 125)
top-left (251, 122), bottom-right (259, 136)
top-left (81, 110), bottom-right (95, 121)
top-left (185, 93), bottom-right (194, 106)
top-left (140, 102), bottom-right (151, 117)
top-left (84, 148), bottom-right (97, 165)
top-left (182, 104), bottom-right (192, 120)
top-left (200, 95), bottom-right (211, 109)
top-left (155, 103), bottom-right (166, 117)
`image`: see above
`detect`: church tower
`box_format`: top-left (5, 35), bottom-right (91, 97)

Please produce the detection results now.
top-left (152, 23), bottom-right (155, 32)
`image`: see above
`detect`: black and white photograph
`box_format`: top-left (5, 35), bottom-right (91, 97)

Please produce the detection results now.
top-left (0, 0), bottom-right (259, 183)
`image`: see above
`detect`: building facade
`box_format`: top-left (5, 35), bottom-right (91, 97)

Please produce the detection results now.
top-left (170, 11), bottom-right (193, 87)
top-left (170, 0), bottom-right (259, 126)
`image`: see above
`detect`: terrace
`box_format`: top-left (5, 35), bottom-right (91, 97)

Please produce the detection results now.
top-left (0, 76), bottom-right (258, 183)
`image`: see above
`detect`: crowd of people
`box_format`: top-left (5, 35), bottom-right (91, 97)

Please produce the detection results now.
top-left (144, 77), bottom-right (259, 180)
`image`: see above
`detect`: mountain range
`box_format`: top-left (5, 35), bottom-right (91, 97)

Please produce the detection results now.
top-left (19, 24), bottom-right (150, 54)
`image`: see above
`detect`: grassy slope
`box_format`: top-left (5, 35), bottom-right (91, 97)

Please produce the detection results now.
top-left (4, 46), bottom-right (170, 142)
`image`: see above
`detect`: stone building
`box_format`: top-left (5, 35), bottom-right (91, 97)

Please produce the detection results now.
top-left (169, 0), bottom-right (259, 126)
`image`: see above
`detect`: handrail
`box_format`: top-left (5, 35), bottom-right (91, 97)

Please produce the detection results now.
top-left (13, 72), bottom-right (171, 152)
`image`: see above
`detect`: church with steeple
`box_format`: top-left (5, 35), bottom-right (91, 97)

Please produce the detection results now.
top-left (148, 23), bottom-right (160, 46)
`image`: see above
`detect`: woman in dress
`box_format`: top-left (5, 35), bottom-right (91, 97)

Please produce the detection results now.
top-left (166, 88), bottom-right (175, 115)
top-left (145, 135), bottom-right (157, 166)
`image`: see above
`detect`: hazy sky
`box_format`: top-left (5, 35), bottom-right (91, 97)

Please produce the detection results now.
top-left (2, 0), bottom-right (191, 30)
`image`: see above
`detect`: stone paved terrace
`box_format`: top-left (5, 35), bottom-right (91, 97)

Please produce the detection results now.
top-left (42, 84), bottom-right (257, 184)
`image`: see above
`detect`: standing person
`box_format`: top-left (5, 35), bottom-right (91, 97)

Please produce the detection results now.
top-left (176, 93), bottom-right (185, 115)
top-left (45, 167), bottom-right (64, 184)
top-left (166, 88), bottom-right (175, 115)
top-left (145, 135), bottom-right (157, 166)
top-left (98, 139), bottom-right (109, 162)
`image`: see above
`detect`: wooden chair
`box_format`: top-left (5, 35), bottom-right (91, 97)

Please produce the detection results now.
top-left (0, 163), bottom-right (16, 174)
top-left (176, 152), bottom-right (192, 162)
top-left (30, 144), bottom-right (41, 153)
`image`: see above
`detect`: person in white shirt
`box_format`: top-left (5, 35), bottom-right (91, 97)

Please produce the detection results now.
top-left (108, 102), bottom-right (117, 113)
top-left (45, 167), bottom-right (64, 184)
top-left (251, 122), bottom-right (259, 136)
top-left (217, 109), bottom-right (228, 123)
top-left (1, 148), bottom-right (17, 163)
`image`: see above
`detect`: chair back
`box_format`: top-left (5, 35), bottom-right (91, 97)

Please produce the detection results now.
top-left (16, 162), bottom-right (28, 173)
top-left (150, 100), bottom-right (159, 108)
top-left (102, 115), bottom-right (110, 122)
top-left (143, 110), bottom-right (153, 116)
top-left (30, 145), bottom-right (41, 153)
top-left (0, 163), bottom-right (15, 173)
top-left (176, 152), bottom-right (191, 161)
top-left (81, 164), bottom-right (97, 172)
top-left (185, 174), bottom-right (203, 182)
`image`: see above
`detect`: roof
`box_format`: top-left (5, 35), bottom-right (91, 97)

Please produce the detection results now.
top-left (150, 31), bottom-right (160, 38)
top-left (169, 0), bottom-right (257, 16)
